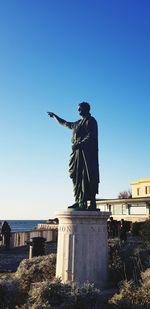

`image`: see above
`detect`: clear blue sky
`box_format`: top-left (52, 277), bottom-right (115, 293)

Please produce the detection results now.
top-left (0, 0), bottom-right (150, 219)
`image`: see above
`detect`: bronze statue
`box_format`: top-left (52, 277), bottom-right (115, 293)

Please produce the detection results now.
top-left (47, 102), bottom-right (99, 210)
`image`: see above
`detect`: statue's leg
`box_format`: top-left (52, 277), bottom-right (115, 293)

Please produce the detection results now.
top-left (89, 195), bottom-right (96, 209)
top-left (68, 178), bottom-right (80, 208)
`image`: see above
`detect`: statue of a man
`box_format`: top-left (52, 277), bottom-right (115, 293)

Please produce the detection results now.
top-left (48, 102), bottom-right (99, 210)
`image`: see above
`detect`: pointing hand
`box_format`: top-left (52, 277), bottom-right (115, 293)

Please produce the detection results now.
top-left (47, 112), bottom-right (55, 118)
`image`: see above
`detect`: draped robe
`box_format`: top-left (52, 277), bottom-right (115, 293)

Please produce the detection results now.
top-left (64, 115), bottom-right (99, 204)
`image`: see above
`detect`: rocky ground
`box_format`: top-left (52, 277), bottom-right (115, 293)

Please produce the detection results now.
top-left (0, 241), bottom-right (57, 272)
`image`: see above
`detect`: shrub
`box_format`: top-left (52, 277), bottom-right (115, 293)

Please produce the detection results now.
top-left (0, 255), bottom-right (104, 309)
top-left (108, 243), bottom-right (125, 286)
top-left (70, 281), bottom-right (101, 309)
top-left (0, 254), bottom-right (56, 308)
top-left (139, 220), bottom-right (150, 243)
top-left (23, 279), bottom-right (101, 309)
top-left (131, 222), bottom-right (145, 236)
top-left (108, 240), bottom-right (150, 286)
top-left (16, 253), bottom-right (56, 292)
top-left (0, 278), bottom-right (26, 309)
top-left (109, 268), bottom-right (150, 306)
top-left (27, 279), bottom-right (72, 309)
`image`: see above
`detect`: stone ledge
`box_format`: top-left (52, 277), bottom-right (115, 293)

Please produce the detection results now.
top-left (56, 210), bottom-right (111, 220)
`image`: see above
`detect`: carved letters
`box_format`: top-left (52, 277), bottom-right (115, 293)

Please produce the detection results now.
top-left (58, 225), bottom-right (102, 233)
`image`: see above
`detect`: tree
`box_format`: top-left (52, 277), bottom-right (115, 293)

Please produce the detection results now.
top-left (118, 190), bottom-right (132, 199)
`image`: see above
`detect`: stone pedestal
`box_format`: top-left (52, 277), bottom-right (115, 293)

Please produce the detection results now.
top-left (56, 210), bottom-right (110, 288)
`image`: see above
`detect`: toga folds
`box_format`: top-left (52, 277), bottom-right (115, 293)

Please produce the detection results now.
top-left (63, 114), bottom-right (100, 204)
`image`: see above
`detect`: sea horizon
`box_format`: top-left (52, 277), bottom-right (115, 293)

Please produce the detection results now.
top-left (0, 219), bottom-right (47, 232)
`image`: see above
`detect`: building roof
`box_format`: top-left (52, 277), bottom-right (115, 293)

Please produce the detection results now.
top-left (131, 178), bottom-right (150, 185)
top-left (96, 197), bottom-right (150, 204)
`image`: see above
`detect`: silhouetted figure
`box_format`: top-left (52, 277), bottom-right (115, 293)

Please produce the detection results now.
top-left (109, 217), bottom-right (116, 238)
top-left (0, 221), bottom-right (2, 243)
top-left (48, 102), bottom-right (99, 209)
top-left (107, 220), bottom-right (111, 237)
top-left (119, 219), bottom-right (127, 244)
top-left (2, 221), bottom-right (11, 249)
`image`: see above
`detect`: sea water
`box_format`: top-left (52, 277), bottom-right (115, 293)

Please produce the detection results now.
top-left (3, 220), bottom-right (47, 232)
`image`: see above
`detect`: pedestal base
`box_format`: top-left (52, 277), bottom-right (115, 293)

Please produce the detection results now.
top-left (56, 210), bottom-right (110, 288)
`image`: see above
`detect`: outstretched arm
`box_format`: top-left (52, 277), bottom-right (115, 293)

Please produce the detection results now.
top-left (47, 112), bottom-right (79, 129)
top-left (47, 112), bottom-right (67, 126)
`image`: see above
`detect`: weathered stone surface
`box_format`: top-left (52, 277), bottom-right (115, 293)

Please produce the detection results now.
top-left (56, 210), bottom-right (110, 288)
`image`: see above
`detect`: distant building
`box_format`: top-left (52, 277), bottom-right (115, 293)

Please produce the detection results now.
top-left (131, 178), bottom-right (150, 198)
top-left (97, 178), bottom-right (150, 222)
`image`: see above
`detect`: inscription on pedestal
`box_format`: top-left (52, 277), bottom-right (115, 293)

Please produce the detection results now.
top-left (58, 225), bottom-right (75, 233)
top-left (58, 225), bottom-right (103, 233)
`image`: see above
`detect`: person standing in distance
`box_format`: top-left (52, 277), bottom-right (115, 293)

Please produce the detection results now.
top-left (47, 102), bottom-right (100, 210)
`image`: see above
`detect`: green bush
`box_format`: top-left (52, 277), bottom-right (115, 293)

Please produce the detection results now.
top-left (0, 255), bottom-right (104, 309)
top-left (0, 278), bottom-right (26, 309)
top-left (16, 253), bottom-right (56, 292)
top-left (109, 268), bottom-right (150, 307)
top-left (139, 220), bottom-right (150, 243)
top-left (124, 220), bottom-right (132, 232)
top-left (108, 240), bottom-right (150, 287)
top-left (2, 241), bottom-right (150, 308)
top-left (108, 243), bottom-right (125, 286)
top-left (0, 254), bottom-right (56, 309)
top-left (23, 279), bottom-right (101, 309)
top-left (0, 278), bottom-right (102, 309)
top-left (131, 222), bottom-right (145, 236)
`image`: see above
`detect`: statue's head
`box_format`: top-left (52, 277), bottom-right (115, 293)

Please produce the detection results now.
top-left (78, 102), bottom-right (91, 117)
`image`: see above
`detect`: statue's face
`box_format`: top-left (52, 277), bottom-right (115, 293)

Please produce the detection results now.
top-left (78, 105), bottom-right (86, 117)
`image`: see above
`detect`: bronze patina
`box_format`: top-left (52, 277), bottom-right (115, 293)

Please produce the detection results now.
top-left (48, 102), bottom-right (99, 210)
